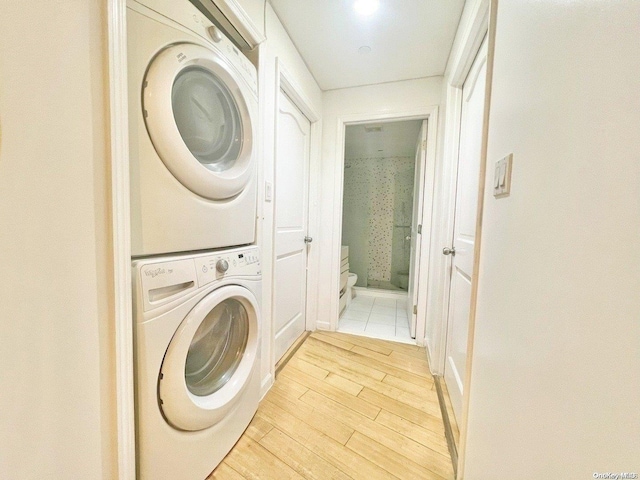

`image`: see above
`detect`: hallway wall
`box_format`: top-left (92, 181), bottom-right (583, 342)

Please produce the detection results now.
top-left (0, 1), bottom-right (116, 478)
top-left (463, 1), bottom-right (640, 476)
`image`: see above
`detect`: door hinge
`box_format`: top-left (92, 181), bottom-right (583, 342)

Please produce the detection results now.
top-left (413, 305), bottom-right (417, 315)
top-left (417, 224), bottom-right (422, 234)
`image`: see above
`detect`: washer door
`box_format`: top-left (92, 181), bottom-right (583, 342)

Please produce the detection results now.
top-left (143, 43), bottom-right (254, 200)
top-left (159, 285), bottom-right (259, 431)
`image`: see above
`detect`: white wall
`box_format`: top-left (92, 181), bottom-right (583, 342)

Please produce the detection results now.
top-left (319, 78), bottom-right (442, 330)
top-left (463, 1), bottom-right (640, 477)
top-left (256, 3), bottom-right (322, 394)
top-left (0, 1), bottom-right (116, 479)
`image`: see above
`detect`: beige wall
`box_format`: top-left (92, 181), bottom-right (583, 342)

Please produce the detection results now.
top-left (463, 1), bottom-right (640, 476)
top-left (318, 77), bottom-right (443, 331)
top-left (0, 1), bottom-right (116, 478)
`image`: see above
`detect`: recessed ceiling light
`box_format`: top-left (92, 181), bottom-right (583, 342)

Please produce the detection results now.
top-left (358, 46), bottom-right (372, 54)
top-left (353, 0), bottom-right (379, 16)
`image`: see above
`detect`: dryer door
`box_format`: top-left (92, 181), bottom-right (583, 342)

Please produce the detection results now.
top-left (143, 43), bottom-right (255, 200)
top-left (159, 285), bottom-right (259, 431)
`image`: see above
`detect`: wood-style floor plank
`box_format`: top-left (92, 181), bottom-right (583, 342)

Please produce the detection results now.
top-left (257, 402), bottom-right (395, 480)
top-left (245, 415), bottom-right (275, 443)
top-left (207, 462), bottom-right (245, 480)
top-left (264, 389), bottom-right (355, 445)
top-left (298, 389), bottom-right (453, 478)
top-left (375, 409), bottom-right (450, 457)
top-left (298, 345), bottom-right (387, 382)
top-left (223, 436), bottom-right (305, 480)
top-left (324, 331), bottom-right (395, 355)
top-left (304, 336), bottom-right (433, 387)
top-left (210, 331), bottom-right (454, 479)
top-left (280, 364), bottom-right (381, 419)
top-left (324, 371), bottom-right (364, 396)
top-left (258, 428), bottom-right (352, 480)
top-left (346, 431), bottom-right (447, 480)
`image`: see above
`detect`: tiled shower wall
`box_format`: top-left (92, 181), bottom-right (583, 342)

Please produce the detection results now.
top-left (342, 156), bottom-right (415, 288)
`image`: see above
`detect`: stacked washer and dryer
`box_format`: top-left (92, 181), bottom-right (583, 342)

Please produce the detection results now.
top-left (127, 0), bottom-right (262, 478)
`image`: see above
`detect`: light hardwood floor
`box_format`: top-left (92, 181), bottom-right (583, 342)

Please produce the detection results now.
top-left (208, 331), bottom-right (454, 480)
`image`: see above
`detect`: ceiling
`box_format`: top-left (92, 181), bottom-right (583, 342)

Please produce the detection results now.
top-left (268, 0), bottom-right (466, 90)
top-left (345, 120), bottom-right (422, 158)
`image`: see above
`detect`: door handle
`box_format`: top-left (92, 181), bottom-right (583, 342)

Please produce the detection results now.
top-left (304, 236), bottom-right (313, 244)
top-left (442, 246), bottom-right (456, 256)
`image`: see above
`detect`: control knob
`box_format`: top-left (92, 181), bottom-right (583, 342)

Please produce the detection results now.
top-left (207, 26), bottom-right (223, 43)
top-left (216, 259), bottom-right (229, 273)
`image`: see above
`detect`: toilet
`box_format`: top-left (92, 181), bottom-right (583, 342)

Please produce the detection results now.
top-left (339, 246), bottom-right (357, 313)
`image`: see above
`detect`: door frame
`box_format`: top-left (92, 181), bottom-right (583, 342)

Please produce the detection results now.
top-left (269, 58), bottom-right (321, 374)
top-left (424, 0), bottom-right (494, 478)
top-left (407, 120), bottom-right (429, 338)
top-left (329, 106), bottom-right (439, 346)
top-left (429, 0), bottom-right (490, 376)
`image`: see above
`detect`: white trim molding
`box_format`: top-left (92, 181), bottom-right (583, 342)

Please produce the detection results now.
top-left (425, 0), bottom-right (490, 374)
top-left (456, 4), bottom-right (496, 478)
top-left (107, 0), bottom-right (136, 478)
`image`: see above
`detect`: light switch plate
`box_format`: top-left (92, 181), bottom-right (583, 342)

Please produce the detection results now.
top-left (493, 153), bottom-right (513, 198)
top-left (265, 181), bottom-right (273, 202)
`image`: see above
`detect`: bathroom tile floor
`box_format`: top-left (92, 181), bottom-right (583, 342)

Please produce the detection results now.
top-left (338, 293), bottom-right (414, 344)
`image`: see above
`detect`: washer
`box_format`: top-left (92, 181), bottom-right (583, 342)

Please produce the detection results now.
top-left (132, 245), bottom-right (261, 479)
top-left (128, 0), bottom-right (259, 256)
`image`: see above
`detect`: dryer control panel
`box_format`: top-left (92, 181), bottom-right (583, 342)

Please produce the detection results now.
top-left (129, 0), bottom-right (258, 94)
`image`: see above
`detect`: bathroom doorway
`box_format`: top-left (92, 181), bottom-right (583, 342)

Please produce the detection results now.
top-left (338, 119), bottom-right (428, 343)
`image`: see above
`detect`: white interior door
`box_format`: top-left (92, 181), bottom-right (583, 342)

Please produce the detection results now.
top-left (406, 120), bottom-right (428, 338)
top-left (443, 38), bottom-right (488, 422)
top-left (273, 89), bottom-right (311, 363)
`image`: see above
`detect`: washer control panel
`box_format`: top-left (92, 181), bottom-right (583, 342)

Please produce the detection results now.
top-left (135, 246), bottom-right (260, 312)
top-left (194, 246), bottom-right (260, 287)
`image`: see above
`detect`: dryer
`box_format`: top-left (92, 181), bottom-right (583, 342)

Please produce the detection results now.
top-left (128, 0), bottom-right (258, 256)
top-left (132, 245), bottom-right (262, 479)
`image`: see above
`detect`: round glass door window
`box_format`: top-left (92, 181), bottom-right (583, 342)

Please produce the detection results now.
top-left (172, 66), bottom-right (243, 173)
top-left (184, 298), bottom-right (249, 396)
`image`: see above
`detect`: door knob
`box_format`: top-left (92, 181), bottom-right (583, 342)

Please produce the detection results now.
top-left (304, 236), bottom-right (313, 244)
top-left (442, 247), bottom-right (456, 256)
